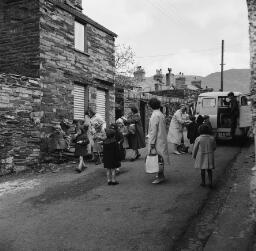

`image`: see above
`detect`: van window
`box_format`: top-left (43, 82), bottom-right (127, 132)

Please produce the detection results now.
top-left (202, 98), bottom-right (216, 108)
top-left (241, 96), bottom-right (248, 106)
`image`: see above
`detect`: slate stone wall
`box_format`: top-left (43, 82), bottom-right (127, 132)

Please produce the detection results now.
top-left (247, 0), bottom-right (256, 124)
top-left (39, 0), bottom-right (116, 132)
top-left (0, 0), bottom-right (40, 77)
top-left (0, 73), bottom-right (43, 175)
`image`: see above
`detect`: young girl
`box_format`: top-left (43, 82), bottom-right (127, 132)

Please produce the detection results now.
top-left (192, 124), bottom-right (216, 188)
top-left (74, 122), bottom-right (90, 173)
top-left (92, 123), bottom-right (106, 165)
top-left (103, 128), bottom-right (120, 185)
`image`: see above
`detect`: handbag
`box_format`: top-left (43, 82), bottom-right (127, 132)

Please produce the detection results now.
top-left (145, 149), bottom-right (159, 173)
top-left (128, 124), bottom-right (136, 135)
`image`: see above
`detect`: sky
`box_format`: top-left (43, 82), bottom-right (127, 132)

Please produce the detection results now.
top-left (82, 0), bottom-right (250, 77)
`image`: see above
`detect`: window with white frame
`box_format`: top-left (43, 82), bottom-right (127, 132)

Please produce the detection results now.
top-left (74, 21), bottom-right (87, 52)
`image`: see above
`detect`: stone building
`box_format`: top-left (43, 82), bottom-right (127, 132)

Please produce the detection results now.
top-left (0, 0), bottom-right (117, 173)
top-left (247, 0), bottom-right (256, 124)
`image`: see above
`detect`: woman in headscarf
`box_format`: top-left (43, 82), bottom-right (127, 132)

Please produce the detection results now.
top-left (167, 104), bottom-right (190, 154)
top-left (126, 106), bottom-right (146, 161)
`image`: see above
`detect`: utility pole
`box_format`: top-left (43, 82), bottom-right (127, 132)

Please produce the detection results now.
top-left (220, 40), bottom-right (224, 91)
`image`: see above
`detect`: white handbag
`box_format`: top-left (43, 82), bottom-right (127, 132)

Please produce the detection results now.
top-left (145, 150), bottom-right (159, 173)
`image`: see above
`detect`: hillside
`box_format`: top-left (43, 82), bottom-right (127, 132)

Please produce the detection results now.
top-left (141, 69), bottom-right (250, 94)
top-left (201, 69), bottom-right (250, 93)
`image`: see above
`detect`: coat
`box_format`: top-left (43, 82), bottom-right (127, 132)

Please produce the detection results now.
top-left (74, 132), bottom-right (90, 157)
top-left (103, 138), bottom-right (120, 169)
top-left (167, 109), bottom-right (187, 145)
top-left (127, 113), bottom-right (146, 150)
top-left (192, 135), bottom-right (216, 170)
top-left (148, 109), bottom-right (170, 166)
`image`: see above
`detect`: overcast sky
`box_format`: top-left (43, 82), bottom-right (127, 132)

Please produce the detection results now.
top-left (82, 0), bottom-right (250, 77)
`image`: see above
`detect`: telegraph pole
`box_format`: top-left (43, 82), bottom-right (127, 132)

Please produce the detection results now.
top-left (220, 40), bottom-right (224, 91)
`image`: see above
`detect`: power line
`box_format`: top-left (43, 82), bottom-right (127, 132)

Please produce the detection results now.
top-left (136, 44), bottom-right (247, 59)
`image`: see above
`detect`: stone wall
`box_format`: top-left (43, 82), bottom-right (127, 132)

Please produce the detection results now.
top-left (39, 0), bottom-right (116, 131)
top-left (0, 73), bottom-right (43, 175)
top-left (0, 0), bottom-right (40, 77)
top-left (247, 0), bottom-right (256, 124)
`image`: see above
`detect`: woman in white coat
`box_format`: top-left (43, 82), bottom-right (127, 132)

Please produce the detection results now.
top-left (167, 104), bottom-right (189, 154)
top-left (148, 98), bottom-right (170, 184)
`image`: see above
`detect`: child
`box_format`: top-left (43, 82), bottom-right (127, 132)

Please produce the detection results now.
top-left (192, 124), bottom-right (216, 188)
top-left (92, 123), bottom-right (106, 165)
top-left (103, 128), bottom-right (120, 185)
top-left (74, 122), bottom-right (90, 173)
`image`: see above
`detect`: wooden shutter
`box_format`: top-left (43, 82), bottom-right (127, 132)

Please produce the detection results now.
top-left (96, 89), bottom-right (106, 121)
top-left (74, 84), bottom-right (85, 120)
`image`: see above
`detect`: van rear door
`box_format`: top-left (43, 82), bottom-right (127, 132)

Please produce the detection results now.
top-left (239, 95), bottom-right (252, 127)
top-left (201, 97), bottom-right (217, 128)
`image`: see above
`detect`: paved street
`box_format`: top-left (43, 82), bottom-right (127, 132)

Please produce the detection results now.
top-left (0, 143), bottom-right (253, 251)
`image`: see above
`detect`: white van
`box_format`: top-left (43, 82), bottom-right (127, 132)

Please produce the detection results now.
top-left (196, 91), bottom-right (252, 139)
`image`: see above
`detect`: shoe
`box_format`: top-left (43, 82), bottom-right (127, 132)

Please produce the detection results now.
top-left (75, 168), bottom-right (82, 173)
top-left (152, 177), bottom-right (165, 184)
top-left (111, 181), bottom-right (119, 185)
top-left (135, 153), bottom-right (141, 159)
top-left (108, 181), bottom-right (112, 185)
top-left (173, 151), bottom-right (181, 155)
top-left (95, 158), bottom-right (102, 165)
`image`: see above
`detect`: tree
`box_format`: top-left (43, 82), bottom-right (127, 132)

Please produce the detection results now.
top-left (115, 44), bottom-right (135, 76)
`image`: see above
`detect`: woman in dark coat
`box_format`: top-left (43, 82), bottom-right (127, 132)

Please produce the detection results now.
top-left (126, 106), bottom-right (146, 161)
top-left (74, 123), bottom-right (90, 173)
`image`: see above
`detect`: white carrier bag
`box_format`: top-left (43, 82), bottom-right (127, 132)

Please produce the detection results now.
top-left (145, 150), bottom-right (159, 173)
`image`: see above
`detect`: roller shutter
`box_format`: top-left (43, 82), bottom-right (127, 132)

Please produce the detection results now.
top-left (96, 89), bottom-right (106, 121)
top-left (74, 84), bottom-right (85, 120)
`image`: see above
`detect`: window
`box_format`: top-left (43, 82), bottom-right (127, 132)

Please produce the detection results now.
top-left (202, 98), bottom-right (216, 108)
top-left (74, 84), bottom-right (89, 120)
top-left (74, 21), bottom-right (88, 52)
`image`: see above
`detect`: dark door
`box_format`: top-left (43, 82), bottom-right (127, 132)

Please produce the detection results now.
top-left (140, 101), bottom-right (146, 133)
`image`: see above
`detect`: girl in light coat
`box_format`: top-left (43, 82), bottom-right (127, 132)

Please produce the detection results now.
top-left (148, 98), bottom-right (170, 184)
top-left (192, 124), bottom-right (216, 188)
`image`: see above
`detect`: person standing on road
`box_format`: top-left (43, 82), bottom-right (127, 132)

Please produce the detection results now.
top-left (223, 92), bottom-right (239, 139)
top-left (126, 106), bottom-right (146, 161)
top-left (74, 122), bottom-right (90, 173)
top-left (103, 128), bottom-right (120, 185)
top-left (167, 104), bottom-right (190, 154)
top-left (192, 124), bottom-right (216, 188)
top-left (148, 98), bottom-right (170, 184)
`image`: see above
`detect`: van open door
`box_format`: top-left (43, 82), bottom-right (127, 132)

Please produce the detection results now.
top-left (239, 95), bottom-right (252, 128)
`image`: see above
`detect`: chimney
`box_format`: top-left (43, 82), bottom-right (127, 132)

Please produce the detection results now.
top-left (166, 68), bottom-right (172, 86)
top-left (61, 0), bottom-right (83, 11)
top-left (133, 66), bottom-right (145, 82)
top-left (153, 69), bottom-right (163, 83)
top-left (175, 72), bottom-right (187, 89)
top-left (191, 77), bottom-right (202, 89)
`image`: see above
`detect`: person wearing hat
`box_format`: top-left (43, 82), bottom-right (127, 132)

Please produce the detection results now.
top-left (224, 92), bottom-right (239, 139)
top-left (167, 104), bottom-right (191, 154)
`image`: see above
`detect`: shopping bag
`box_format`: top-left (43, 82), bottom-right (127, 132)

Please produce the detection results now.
top-left (145, 152), bottom-right (159, 173)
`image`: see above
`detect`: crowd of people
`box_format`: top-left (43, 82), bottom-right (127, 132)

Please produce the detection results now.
top-left (44, 97), bottom-right (217, 187)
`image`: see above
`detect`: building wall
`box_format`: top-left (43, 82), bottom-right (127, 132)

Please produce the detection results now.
top-left (0, 73), bottom-right (43, 174)
top-left (247, 0), bottom-right (256, 125)
top-left (39, 0), bottom-right (116, 131)
top-left (0, 0), bottom-right (40, 77)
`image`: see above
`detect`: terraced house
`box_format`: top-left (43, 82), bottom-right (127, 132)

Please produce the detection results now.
top-left (0, 0), bottom-right (117, 173)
